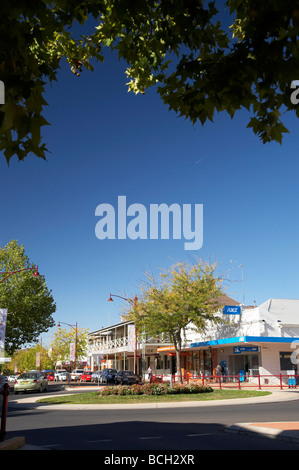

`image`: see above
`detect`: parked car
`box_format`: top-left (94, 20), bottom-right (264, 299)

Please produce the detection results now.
top-left (80, 371), bottom-right (92, 382)
top-left (7, 374), bottom-right (19, 382)
top-left (54, 370), bottom-right (68, 381)
top-left (14, 372), bottom-right (48, 394)
top-left (71, 369), bottom-right (84, 381)
top-left (99, 368), bottom-right (118, 384)
top-left (91, 371), bottom-right (101, 383)
top-left (46, 373), bottom-right (55, 381)
top-left (59, 371), bottom-right (70, 381)
top-left (114, 370), bottom-right (140, 385)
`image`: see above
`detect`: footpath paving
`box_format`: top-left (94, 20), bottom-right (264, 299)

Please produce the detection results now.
top-left (1, 387), bottom-right (299, 450)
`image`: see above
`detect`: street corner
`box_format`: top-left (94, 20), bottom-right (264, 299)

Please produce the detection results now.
top-left (225, 422), bottom-right (299, 445)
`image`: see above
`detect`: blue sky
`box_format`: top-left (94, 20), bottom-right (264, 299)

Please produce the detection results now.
top-left (1, 46), bottom-right (299, 345)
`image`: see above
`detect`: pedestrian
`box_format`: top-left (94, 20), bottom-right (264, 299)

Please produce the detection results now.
top-left (215, 363), bottom-right (222, 382)
top-left (147, 366), bottom-right (152, 383)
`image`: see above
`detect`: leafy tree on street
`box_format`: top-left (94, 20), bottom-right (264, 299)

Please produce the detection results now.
top-left (11, 343), bottom-right (54, 372)
top-left (0, 240), bottom-right (56, 355)
top-left (1, 1), bottom-right (299, 163)
top-left (125, 260), bottom-right (226, 382)
top-left (49, 324), bottom-right (89, 367)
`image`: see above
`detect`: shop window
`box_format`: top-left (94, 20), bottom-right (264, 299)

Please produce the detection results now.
top-left (280, 352), bottom-right (295, 370)
top-left (156, 356), bottom-right (163, 369)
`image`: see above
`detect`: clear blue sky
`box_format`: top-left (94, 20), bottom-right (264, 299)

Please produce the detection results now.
top-left (1, 47), bottom-right (299, 345)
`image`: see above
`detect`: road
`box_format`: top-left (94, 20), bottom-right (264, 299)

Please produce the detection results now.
top-left (4, 383), bottom-right (299, 450)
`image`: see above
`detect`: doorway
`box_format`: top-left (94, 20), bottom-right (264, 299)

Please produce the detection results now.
top-left (230, 354), bottom-right (259, 376)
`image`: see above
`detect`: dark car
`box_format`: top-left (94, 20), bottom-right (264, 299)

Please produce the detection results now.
top-left (114, 370), bottom-right (140, 385)
top-left (100, 368), bottom-right (118, 384)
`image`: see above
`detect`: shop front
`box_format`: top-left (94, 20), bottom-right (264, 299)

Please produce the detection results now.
top-left (188, 349), bottom-right (214, 377)
top-left (190, 335), bottom-right (299, 384)
top-left (228, 347), bottom-right (260, 377)
top-left (190, 338), bottom-right (262, 379)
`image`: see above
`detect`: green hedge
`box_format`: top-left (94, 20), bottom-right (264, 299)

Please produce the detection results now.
top-left (99, 383), bottom-right (213, 396)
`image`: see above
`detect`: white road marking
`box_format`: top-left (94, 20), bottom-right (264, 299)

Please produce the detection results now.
top-left (87, 439), bottom-right (113, 443)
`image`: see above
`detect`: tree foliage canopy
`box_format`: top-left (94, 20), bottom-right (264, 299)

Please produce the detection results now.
top-left (1, 0), bottom-right (299, 163)
top-left (11, 343), bottom-right (53, 372)
top-left (0, 240), bottom-right (56, 355)
top-left (125, 260), bottom-right (226, 378)
top-left (50, 325), bottom-right (89, 365)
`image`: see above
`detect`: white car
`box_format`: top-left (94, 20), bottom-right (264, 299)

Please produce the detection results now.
top-left (71, 369), bottom-right (84, 381)
top-left (59, 371), bottom-right (70, 381)
top-left (54, 370), bottom-right (68, 381)
top-left (91, 371), bottom-right (102, 383)
top-left (7, 375), bottom-right (18, 382)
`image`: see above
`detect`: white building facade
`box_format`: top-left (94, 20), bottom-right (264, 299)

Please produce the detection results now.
top-left (87, 320), bottom-right (174, 378)
top-left (87, 298), bottom-right (299, 384)
top-left (189, 298), bottom-right (299, 385)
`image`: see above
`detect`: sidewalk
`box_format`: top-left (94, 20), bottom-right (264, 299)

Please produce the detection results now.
top-left (2, 388), bottom-right (299, 449)
top-left (226, 421), bottom-right (299, 444)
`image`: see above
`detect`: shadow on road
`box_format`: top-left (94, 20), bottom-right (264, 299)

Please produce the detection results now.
top-left (5, 419), bottom-right (299, 450)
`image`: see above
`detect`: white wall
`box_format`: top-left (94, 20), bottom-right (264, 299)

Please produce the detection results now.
top-left (187, 300), bottom-right (299, 345)
top-left (260, 343), bottom-right (297, 385)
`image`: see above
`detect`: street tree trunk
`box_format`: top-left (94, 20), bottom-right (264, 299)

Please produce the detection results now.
top-left (174, 333), bottom-right (183, 384)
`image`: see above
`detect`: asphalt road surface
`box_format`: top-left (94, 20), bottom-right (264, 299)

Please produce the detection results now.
top-left (5, 387), bottom-right (299, 450)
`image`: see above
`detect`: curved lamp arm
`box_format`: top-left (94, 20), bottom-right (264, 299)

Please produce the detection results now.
top-left (0, 266), bottom-right (40, 284)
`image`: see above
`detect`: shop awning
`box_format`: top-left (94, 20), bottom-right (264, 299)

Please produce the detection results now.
top-left (191, 335), bottom-right (299, 348)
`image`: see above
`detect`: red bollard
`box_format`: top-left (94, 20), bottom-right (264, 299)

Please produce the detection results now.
top-left (279, 373), bottom-right (283, 390)
top-left (258, 374), bottom-right (261, 390)
top-left (0, 383), bottom-right (10, 442)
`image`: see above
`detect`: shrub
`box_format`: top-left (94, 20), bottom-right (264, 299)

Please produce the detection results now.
top-left (98, 382), bottom-right (213, 397)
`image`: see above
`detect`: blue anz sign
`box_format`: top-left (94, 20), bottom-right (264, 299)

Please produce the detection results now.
top-left (233, 346), bottom-right (259, 354)
top-left (223, 305), bottom-right (241, 315)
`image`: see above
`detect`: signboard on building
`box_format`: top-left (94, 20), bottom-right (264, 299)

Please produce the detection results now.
top-left (70, 342), bottom-right (76, 362)
top-left (0, 309), bottom-right (8, 360)
top-left (0, 357), bottom-right (11, 363)
top-left (36, 352), bottom-right (41, 368)
top-left (223, 306), bottom-right (241, 315)
top-left (0, 309), bottom-right (7, 347)
top-left (233, 346), bottom-right (259, 354)
top-left (157, 346), bottom-right (175, 352)
top-left (127, 324), bottom-right (136, 351)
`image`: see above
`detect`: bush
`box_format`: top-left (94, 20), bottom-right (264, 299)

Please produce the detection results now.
top-left (98, 382), bottom-right (213, 396)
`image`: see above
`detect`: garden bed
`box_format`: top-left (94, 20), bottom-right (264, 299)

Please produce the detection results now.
top-left (99, 383), bottom-right (213, 396)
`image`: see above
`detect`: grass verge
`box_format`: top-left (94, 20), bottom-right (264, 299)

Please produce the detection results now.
top-left (37, 389), bottom-right (271, 405)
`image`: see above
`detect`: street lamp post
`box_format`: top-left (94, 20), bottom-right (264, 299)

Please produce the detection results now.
top-left (0, 266), bottom-right (40, 283)
top-left (108, 293), bottom-right (138, 374)
top-left (57, 321), bottom-right (78, 371)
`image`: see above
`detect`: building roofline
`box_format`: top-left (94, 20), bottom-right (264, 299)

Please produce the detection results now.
top-left (88, 319), bottom-right (134, 336)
